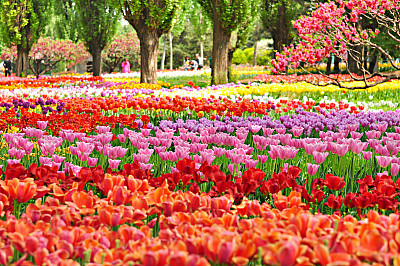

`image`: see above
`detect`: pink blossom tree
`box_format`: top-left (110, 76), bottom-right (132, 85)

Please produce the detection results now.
top-left (1, 37), bottom-right (88, 77)
top-left (102, 33), bottom-right (140, 73)
top-left (272, 0), bottom-right (400, 89)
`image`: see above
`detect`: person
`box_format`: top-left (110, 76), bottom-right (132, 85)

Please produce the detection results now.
top-left (121, 58), bottom-right (130, 73)
top-left (3, 57), bottom-right (12, 77)
top-left (195, 54), bottom-right (203, 70)
top-left (191, 59), bottom-right (198, 70)
top-left (183, 56), bottom-right (191, 71)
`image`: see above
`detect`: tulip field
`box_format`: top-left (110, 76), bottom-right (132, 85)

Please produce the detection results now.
top-left (1, 72), bottom-right (400, 265)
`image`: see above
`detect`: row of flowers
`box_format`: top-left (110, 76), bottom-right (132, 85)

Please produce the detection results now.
top-left (0, 159), bottom-right (399, 265)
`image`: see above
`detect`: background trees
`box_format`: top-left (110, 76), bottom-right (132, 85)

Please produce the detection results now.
top-left (0, 0), bottom-right (52, 77)
top-left (272, 0), bottom-right (400, 89)
top-left (74, 0), bottom-right (119, 76)
top-left (1, 38), bottom-right (88, 77)
top-left (102, 33), bottom-right (140, 73)
top-left (118, 0), bottom-right (182, 84)
top-left (195, 0), bottom-right (260, 85)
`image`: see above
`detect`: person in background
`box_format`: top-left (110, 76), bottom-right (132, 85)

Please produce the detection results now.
top-left (195, 54), bottom-right (203, 70)
top-left (3, 56), bottom-right (12, 77)
top-left (191, 59), bottom-right (198, 70)
top-left (183, 56), bottom-right (191, 71)
top-left (121, 58), bottom-right (130, 73)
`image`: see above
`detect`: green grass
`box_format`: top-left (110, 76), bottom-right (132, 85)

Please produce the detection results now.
top-left (159, 75), bottom-right (211, 88)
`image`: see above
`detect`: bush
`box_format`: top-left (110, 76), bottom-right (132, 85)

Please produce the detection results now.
top-left (232, 49), bottom-right (247, 65)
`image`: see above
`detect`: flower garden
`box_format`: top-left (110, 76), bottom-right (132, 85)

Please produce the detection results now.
top-left (0, 70), bottom-right (400, 265)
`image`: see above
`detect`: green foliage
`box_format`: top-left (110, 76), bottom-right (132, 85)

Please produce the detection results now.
top-left (158, 19), bottom-right (213, 69)
top-left (119, 0), bottom-right (182, 36)
top-left (44, 0), bottom-right (80, 42)
top-left (232, 49), bottom-right (247, 65)
top-left (196, 0), bottom-right (260, 35)
top-left (0, 0), bottom-right (52, 49)
top-left (74, 0), bottom-right (119, 53)
top-left (232, 46), bottom-right (272, 65)
top-left (183, 0), bottom-right (211, 41)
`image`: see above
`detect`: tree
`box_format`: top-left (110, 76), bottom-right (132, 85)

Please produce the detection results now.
top-left (227, 8), bottom-right (260, 81)
top-left (119, 0), bottom-right (182, 84)
top-left (74, 0), bottom-right (119, 76)
top-left (196, 0), bottom-right (260, 85)
top-left (186, 0), bottom-right (212, 67)
top-left (0, 0), bottom-right (52, 77)
top-left (273, 0), bottom-right (400, 89)
top-left (102, 33), bottom-right (140, 73)
top-left (261, 0), bottom-right (302, 58)
top-left (1, 37), bottom-right (89, 77)
top-left (44, 0), bottom-right (79, 42)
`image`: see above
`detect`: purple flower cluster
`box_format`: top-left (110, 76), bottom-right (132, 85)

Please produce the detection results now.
top-left (157, 110), bottom-right (400, 135)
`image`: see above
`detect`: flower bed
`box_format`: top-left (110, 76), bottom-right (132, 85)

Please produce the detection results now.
top-left (0, 74), bottom-right (400, 265)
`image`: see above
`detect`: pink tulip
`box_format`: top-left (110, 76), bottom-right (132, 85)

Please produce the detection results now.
top-left (257, 154), bottom-right (268, 164)
top-left (350, 131), bottom-right (363, 139)
top-left (347, 124), bottom-right (359, 132)
top-left (70, 146), bottom-right (79, 155)
top-left (313, 151), bottom-right (329, 164)
top-left (140, 128), bottom-right (151, 137)
top-left (307, 163), bottom-right (320, 176)
top-left (273, 127), bottom-right (284, 134)
top-left (52, 155), bottom-right (66, 164)
top-left (291, 126), bottom-right (304, 137)
top-left (250, 125), bottom-right (262, 134)
top-left (362, 151), bottom-right (372, 160)
top-left (96, 125), bottom-right (110, 134)
top-left (7, 159), bottom-right (21, 165)
top-left (334, 144), bottom-right (348, 157)
top-left (140, 163), bottom-right (153, 171)
top-left (391, 163), bottom-right (399, 176)
top-left (376, 123), bottom-right (388, 133)
top-left (40, 142), bottom-right (56, 157)
top-left (108, 159), bottom-right (121, 170)
top-left (213, 147), bottom-right (226, 157)
top-left (262, 128), bottom-right (275, 136)
top-left (37, 121), bottom-right (48, 130)
top-left (244, 159), bottom-right (258, 169)
top-left (117, 134), bottom-right (127, 143)
top-left (376, 156), bottom-right (392, 168)
top-left (39, 157), bottom-right (52, 165)
top-left (87, 157), bottom-right (98, 167)
top-left (97, 133), bottom-right (113, 145)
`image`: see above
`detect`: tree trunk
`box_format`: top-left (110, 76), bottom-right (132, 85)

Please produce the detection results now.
top-left (326, 54), bottom-right (332, 75)
top-left (270, 3), bottom-right (292, 54)
top-left (347, 21), bottom-right (363, 76)
top-left (368, 49), bottom-right (379, 74)
top-left (347, 46), bottom-right (363, 76)
top-left (138, 30), bottom-right (159, 84)
top-left (333, 55), bottom-right (340, 74)
top-left (91, 46), bottom-right (102, 77)
top-left (199, 11), bottom-right (204, 66)
top-left (253, 41), bottom-right (258, 66)
top-left (227, 46), bottom-right (235, 82)
top-left (16, 45), bottom-right (29, 77)
top-left (211, 14), bottom-right (231, 85)
top-left (200, 39), bottom-right (204, 65)
top-left (169, 31), bottom-right (173, 70)
top-left (161, 35), bottom-right (166, 70)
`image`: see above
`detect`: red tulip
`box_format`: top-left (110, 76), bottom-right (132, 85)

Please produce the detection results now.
top-left (325, 194), bottom-right (343, 209)
top-left (325, 174), bottom-right (345, 191)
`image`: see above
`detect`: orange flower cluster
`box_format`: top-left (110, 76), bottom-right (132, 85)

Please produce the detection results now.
top-left (62, 95), bottom-right (312, 116)
top-left (0, 108), bottom-right (137, 133)
top-left (0, 76), bottom-right (103, 89)
top-left (0, 162), bottom-right (399, 265)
